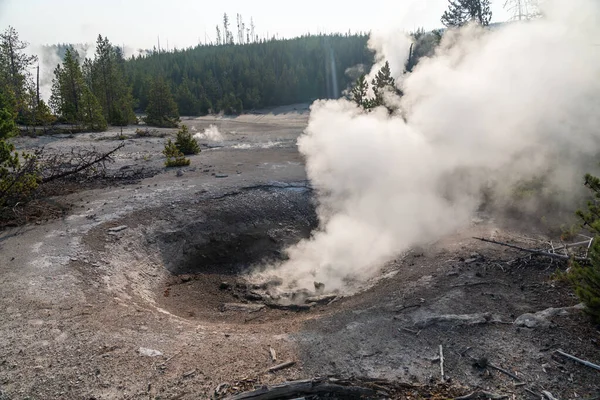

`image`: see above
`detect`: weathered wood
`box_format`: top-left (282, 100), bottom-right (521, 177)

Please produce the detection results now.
top-left (224, 379), bottom-right (376, 400)
top-left (555, 350), bottom-right (600, 372)
top-left (269, 347), bottom-right (277, 362)
top-left (267, 361), bottom-right (296, 373)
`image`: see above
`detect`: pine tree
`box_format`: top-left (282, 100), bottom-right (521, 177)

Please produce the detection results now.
top-left (91, 35), bottom-right (136, 125)
top-left (441, 0), bottom-right (492, 27)
top-left (163, 139), bottom-right (190, 167)
top-left (0, 26), bottom-right (38, 123)
top-left (175, 79), bottom-right (200, 116)
top-left (351, 75), bottom-right (369, 109)
top-left (80, 85), bottom-right (108, 131)
top-left (174, 124), bottom-right (200, 155)
top-left (145, 76), bottom-right (179, 128)
top-left (0, 92), bottom-right (16, 140)
top-left (571, 173), bottom-right (600, 323)
top-left (0, 91), bottom-right (38, 207)
top-left (50, 48), bottom-right (84, 123)
top-left (371, 61), bottom-right (396, 110)
top-left (50, 47), bottom-right (107, 131)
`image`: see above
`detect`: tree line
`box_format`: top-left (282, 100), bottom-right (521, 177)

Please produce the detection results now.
top-left (125, 33), bottom-right (371, 119)
top-left (1, 1), bottom-right (506, 133)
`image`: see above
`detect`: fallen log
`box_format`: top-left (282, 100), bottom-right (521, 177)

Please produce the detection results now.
top-left (224, 379), bottom-right (376, 400)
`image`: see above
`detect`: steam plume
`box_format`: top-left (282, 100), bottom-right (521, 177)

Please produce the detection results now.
top-left (194, 124), bottom-right (224, 141)
top-left (254, 0), bottom-right (600, 293)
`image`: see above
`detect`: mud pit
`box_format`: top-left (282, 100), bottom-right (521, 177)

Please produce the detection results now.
top-left (1, 107), bottom-right (599, 399)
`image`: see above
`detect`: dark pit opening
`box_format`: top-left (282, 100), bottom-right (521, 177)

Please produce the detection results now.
top-left (152, 184), bottom-right (328, 322)
top-left (155, 184), bottom-right (318, 275)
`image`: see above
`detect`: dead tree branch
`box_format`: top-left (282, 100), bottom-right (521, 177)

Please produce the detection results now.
top-left (555, 350), bottom-right (600, 372)
top-left (473, 237), bottom-right (588, 261)
top-left (40, 142), bottom-right (125, 184)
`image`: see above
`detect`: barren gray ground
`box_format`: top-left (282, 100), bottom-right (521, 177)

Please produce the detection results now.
top-left (1, 105), bottom-right (599, 399)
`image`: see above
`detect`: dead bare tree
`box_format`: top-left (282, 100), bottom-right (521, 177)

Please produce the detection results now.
top-left (39, 142), bottom-right (125, 183)
top-left (1, 142), bottom-right (127, 225)
top-left (473, 237), bottom-right (592, 262)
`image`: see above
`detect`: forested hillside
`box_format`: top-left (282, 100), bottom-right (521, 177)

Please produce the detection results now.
top-left (125, 34), bottom-right (372, 115)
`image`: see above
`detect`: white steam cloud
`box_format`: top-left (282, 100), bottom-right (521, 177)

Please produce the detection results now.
top-left (194, 124), bottom-right (224, 141)
top-left (34, 44), bottom-right (94, 101)
top-left (254, 0), bottom-right (600, 293)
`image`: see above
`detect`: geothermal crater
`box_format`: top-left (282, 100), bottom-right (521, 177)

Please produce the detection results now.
top-left (149, 183), bottom-right (344, 321)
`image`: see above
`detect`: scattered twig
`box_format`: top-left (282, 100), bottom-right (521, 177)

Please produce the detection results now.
top-left (555, 350), bottom-right (600, 372)
top-left (267, 361), bottom-right (296, 373)
top-left (524, 388), bottom-right (539, 397)
top-left (542, 390), bottom-right (559, 400)
top-left (165, 349), bottom-right (182, 363)
top-left (487, 363), bottom-right (523, 382)
top-left (439, 345), bottom-right (445, 381)
top-left (455, 391), bottom-right (508, 400)
top-left (398, 327), bottom-right (419, 335)
top-left (182, 369), bottom-right (196, 378)
top-left (460, 347), bottom-right (473, 357)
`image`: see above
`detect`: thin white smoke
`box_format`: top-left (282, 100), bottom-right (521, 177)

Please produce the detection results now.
top-left (253, 0), bottom-right (600, 293)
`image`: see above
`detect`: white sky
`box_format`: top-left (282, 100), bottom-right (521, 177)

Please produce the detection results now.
top-left (0, 0), bottom-right (510, 50)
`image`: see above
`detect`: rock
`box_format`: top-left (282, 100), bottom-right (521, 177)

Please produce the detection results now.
top-left (514, 304), bottom-right (584, 329)
top-left (413, 312), bottom-right (495, 329)
top-left (215, 174), bottom-right (229, 178)
top-left (221, 303), bottom-right (265, 313)
top-left (176, 169), bottom-right (184, 177)
top-left (219, 282), bottom-right (231, 290)
top-left (244, 292), bottom-right (264, 301)
top-left (108, 225), bottom-right (128, 233)
top-left (138, 347), bottom-right (163, 357)
top-left (464, 258), bottom-right (478, 264)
